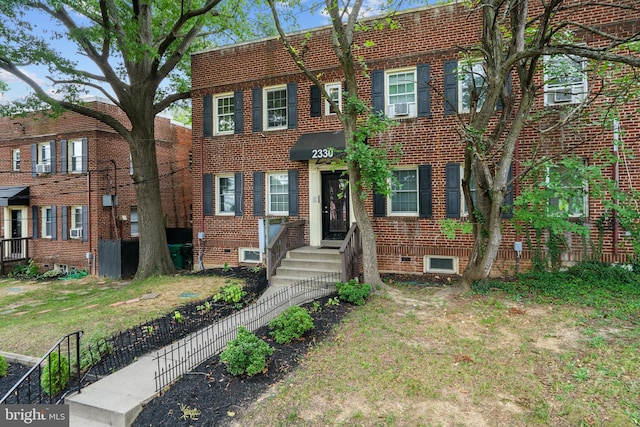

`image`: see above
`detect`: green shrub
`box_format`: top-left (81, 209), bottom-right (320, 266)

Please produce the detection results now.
top-left (40, 352), bottom-right (70, 396)
top-left (0, 354), bottom-right (8, 377)
top-left (220, 326), bottom-right (274, 376)
top-left (336, 279), bottom-right (372, 305)
top-left (78, 338), bottom-right (113, 371)
top-left (213, 282), bottom-right (247, 305)
top-left (269, 306), bottom-right (314, 344)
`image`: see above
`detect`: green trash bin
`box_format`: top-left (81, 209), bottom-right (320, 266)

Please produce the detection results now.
top-left (168, 244), bottom-right (184, 269)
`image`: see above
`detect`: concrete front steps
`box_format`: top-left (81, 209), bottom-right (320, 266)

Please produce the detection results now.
top-left (270, 246), bottom-right (342, 287)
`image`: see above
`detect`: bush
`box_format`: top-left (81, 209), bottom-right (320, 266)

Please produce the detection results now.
top-left (40, 352), bottom-right (70, 396)
top-left (213, 282), bottom-right (247, 305)
top-left (269, 306), bottom-right (314, 344)
top-left (336, 279), bottom-right (372, 305)
top-left (220, 326), bottom-right (274, 376)
top-left (0, 354), bottom-right (8, 377)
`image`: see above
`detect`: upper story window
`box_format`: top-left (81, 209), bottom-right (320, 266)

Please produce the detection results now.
top-left (68, 139), bottom-right (84, 173)
top-left (459, 61), bottom-right (487, 113)
top-left (39, 142), bottom-right (51, 165)
top-left (385, 68), bottom-right (417, 118)
top-left (389, 168), bottom-right (418, 216)
top-left (267, 172), bottom-right (289, 215)
top-left (12, 149), bottom-right (20, 171)
top-left (265, 86), bottom-right (288, 130)
top-left (216, 174), bottom-right (235, 215)
top-left (544, 55), bottom-right (587, 106)
top-left (547, 162), bottom-right (588, 217)
top-left (215, 93), bottom-right (235, 134)
top-left (325, 83), bottom-right (342, 115)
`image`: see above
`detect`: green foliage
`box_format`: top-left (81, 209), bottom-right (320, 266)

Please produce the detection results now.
top-left (213, 282), bottom-right (247, 305)
top-left (336, 279), bottom-right (372, 305)
top-left (0, 354), bottom-right (8, 377)
top-left (269, 306), bottom-right (314, 344)
top-left (27, 258), bottom-right (40, 277)
top-left (78, 338), bottom-right (113, 371)
top-left (40, 352), bottom-right (70, 396)
top-left (440, 219), bottom-right (474, 239)
top-left (220, 326), bottom-right (274, 376)
top-left (173, 310), bottom-right (183, 323)
top-left (325, 296), bottom-right (341, 307)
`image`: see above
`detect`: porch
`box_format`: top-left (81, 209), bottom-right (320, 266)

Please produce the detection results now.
top-left (0, 237), bottom-right (30, 275)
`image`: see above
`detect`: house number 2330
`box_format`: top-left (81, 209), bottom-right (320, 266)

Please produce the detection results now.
top-left (312, 148), bottom-right (334, 159)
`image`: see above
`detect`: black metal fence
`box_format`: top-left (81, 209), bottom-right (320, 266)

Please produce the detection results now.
top-left (0, 332), bottom-right (82, 405)
top-left (154, 272), bottom-right (340, 392)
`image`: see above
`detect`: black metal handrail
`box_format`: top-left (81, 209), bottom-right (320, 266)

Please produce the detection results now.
top-left (0, 331), bottom-right (82, 405)
top-left (339, 223), bottom-right (362, 283)
top-left (266, 219), bottom-right (306, 280)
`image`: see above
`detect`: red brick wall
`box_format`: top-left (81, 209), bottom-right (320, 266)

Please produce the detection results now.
top-left (191, 2), bottom-right (640, 273)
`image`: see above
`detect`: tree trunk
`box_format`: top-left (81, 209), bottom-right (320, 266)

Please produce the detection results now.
top-left (130, 125), bottom-right (175, 278)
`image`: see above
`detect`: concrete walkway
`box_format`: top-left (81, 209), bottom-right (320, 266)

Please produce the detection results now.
top-left (66, 282), bottom-right (335, 427)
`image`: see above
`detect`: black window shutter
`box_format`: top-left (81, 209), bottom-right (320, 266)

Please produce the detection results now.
top-left (446, 163), bottom-right (461, 218)
top-left (82, 138), bottom-right (88, 173)
top-left (32, 206), bottom-right (38, 238)
top-left (31, 144), bottom-right (37, 177)
top-left (253, 171), bottom-right (264, 216)
top-left (234, 90), bottom-right (243, 134)
top-left (50, 140), bottom-right (57, 174)
top-left (234, 172), bottom-right (243, 216)
top-left (61, 206), bottom-right (68, 241)
top-left (310, 85), bottom-right (321, 117)
top-left (203, 95), bottom-right (213, 137)
top-left (51, 205), bottom-right (57, 240)
top-left (81, 206), bottom-right (88, 242)
top-left (203, 174), bottom-right (213, 216)
top-left (418, 164), bottom-right (433, 218)
top-left (502, 163), bottom-right (515, 218)
top-left (60, 140), bottom-right (67, 174)
top-left (371, 70), bottom-right (385, 114)
top-left (417, 64), bottom-right (431, 117)
top-left (288, 169), bottom-right (299, 216)
top-left (287, 82), bottom-right (298, 129)
top-left (372, 186), bottom-right (386, 217)
top-left (252, 88), bottom-right (262, 132)
top-left (444, 60), bottom-right (458, 116)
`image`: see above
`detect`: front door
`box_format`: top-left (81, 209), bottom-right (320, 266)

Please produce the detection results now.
top-left (11, 210), bottom-right (22, 255)
top-left (321, 171), bottom-right (349, 240)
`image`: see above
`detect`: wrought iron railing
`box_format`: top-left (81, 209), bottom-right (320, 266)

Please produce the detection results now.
top-left (339, 223), bottom-right (362, 283)
top-left (266, 219), bottom-right (306, 280)
top-left (0, 331), bottom-right (82, 405)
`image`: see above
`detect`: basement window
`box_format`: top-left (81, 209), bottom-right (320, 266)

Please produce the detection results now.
top-left (239, 248), bottom-right (262, 264)
top-left (424, 256), bottom-right (458, 274)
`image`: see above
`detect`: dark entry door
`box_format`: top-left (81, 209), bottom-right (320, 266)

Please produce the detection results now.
top-left (321, 171), bottom-right (349, 240)
top-left (11, 210), bottom-right (22, 255)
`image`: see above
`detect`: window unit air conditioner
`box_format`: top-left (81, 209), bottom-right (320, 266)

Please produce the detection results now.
top-left (70, 228), bottom-right (83, 239)
top-left (389, 102), bottom-right (409, 116)
top-left (553, 87), bottom-right (573, 104)
top-left (36, 163), bottom-right (51, 174)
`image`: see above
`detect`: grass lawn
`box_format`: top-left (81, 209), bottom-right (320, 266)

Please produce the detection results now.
top-left (0, 274), bottom-right (232, 356)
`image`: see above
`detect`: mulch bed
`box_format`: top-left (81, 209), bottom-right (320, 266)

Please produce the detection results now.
top-left (132, 295), bottom-right (354, 427)
top-left (0, 362), bottom-right (31, 401)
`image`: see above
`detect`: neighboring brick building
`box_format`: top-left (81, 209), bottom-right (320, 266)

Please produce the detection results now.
top-left (0, 97), bottom-right (192, 273)
top-left (190, 3), bottom-right (640, 275)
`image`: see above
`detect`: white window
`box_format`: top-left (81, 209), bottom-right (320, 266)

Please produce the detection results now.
top-left (267, 173), bottom-right (288, 215)
top-left (216, 174), bottom-right (235, 215)
top-left (38, 142), bottom-right (51, 166)
top-left (459, 61), bottom-right (487, 113)
top-left (41, 206), bottom-right (53, 238)
top-left (325, 83), bottom-right (342, 115)
top-left (547, 163), bottom-right (588, 217)
top-left (264, 86), bottom-right (287, 130)
top-left (71, 206), bottom-right (83, 229)
top-left (68, 139), bottom-right (84, 172)
top-left (130, 207), bottom-right (139, 237)
top-left (424, 256), bottom-right (459, 274)
top-left (215, 93), bottom-right (235, 134)
top-left (544, 55), bottom-right (587, 106)
top-left (239, 248), bottom-right (262, 264)
top-left (12, 149), bottom-right (20, 171)
top-left (389, 168), bottom-right (418, 216)
top-left (385, 68), bottom-right (417, 118)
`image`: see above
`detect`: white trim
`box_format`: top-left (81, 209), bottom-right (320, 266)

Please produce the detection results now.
top-left (3, 207), bottom-right (28, 239)
top-left (266, 172), bottom-right (289, 215)
top-left (384, 67), bottom-right (417, 119)
top-left (424, 256), bottom-right (459, 274)
top-left (68, 139), bottom-right (84, 173)
top-left (215, 174), bottom-right (236, 215)
top-left (324, 82), bottom-right (342, 115)
top-left (12, 149), bottom-right (20, 172)
top-left (544, 55), bottom-right (587, 106)
top-left (458, 61), bottom-right (487, 113)
top-left (388, 167), bottom-right (419, 216)
top-left (239, 248), bottom-right (262, 264)
top-left (263, 85), bottom-right (288, 131)
top-left (41, 206), bottom-right (53, 238)
top-left (214, 92), bottom-right (235, 135)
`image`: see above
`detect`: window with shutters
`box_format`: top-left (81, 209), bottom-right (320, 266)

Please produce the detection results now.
top-left (389, 168), bottom-right (418, 215)
top-left (216, 174), bottom-right (235, 215)
top-left (325, 83), bottom-right (342, 115)
top-left (41, 206), bottom-right (53, 238)
top-left (459, 61), bottom-right (487, 113)
top-left (267, 172), bottom-right (289, 215)
top-left (385, 68), bottom-right (417, 118)
top-left (68, 139), bottom-right (84, 173)
top-left (264, 86), bottom-right (288, 130)
top-left (215, 93), bottom-right (235, 134)
top-left (38, 142), bottom-right (51, 166)
top-left (12, 149), bottom-right (20, 171)
top-left (546, 161), bottom-right (588, 217)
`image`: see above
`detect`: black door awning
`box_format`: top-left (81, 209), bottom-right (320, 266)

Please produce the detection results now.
top-left (0, 186), bottom-right (29, 206)
top-left (290, 130), bottom-right (345, 161)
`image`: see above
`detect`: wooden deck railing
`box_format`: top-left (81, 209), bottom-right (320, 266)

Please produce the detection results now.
top-left (339, 223), bottom-right (362, 283)
top-left (0, 237), bottom-right (29, 275)
top-left (266, 220), bottom-right (306, 280)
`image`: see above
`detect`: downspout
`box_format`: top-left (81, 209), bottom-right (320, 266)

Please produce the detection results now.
top-left (87, 171), bottom-right (94, 275)
top-left (612, 119), bottom-right (620, 257)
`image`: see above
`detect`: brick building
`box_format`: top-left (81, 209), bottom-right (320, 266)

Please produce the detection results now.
top-left (190, 3), bottom-right (639, 276)
top-left (0, 98), bottom-right (192, 273)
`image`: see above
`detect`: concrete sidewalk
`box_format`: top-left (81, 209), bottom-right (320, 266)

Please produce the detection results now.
top-left (66, 283), bottom-right (335, 426)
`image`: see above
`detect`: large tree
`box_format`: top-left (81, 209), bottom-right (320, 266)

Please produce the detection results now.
top-left (454, 0), bottom-right (640, 289)
top-left (0, 0), bottom-right (264, 278)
